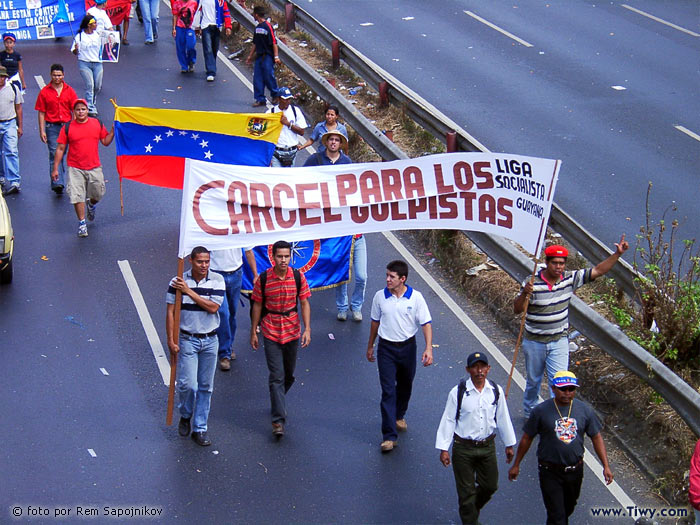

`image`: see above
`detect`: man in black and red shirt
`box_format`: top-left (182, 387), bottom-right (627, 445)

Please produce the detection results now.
top-left (250, 240), bottom-right (311, 437)
top-left (246, 5), bottom-right (280, 107)
top-left (52, 98), bottom-right (114, 238)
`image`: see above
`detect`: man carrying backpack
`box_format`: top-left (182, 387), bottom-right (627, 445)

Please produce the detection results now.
top-left (266, 86), bottom-right (307, 167)
top-left (250, 240), bottom-right (311, 438)
top-left (435, 351), bottom-right (516, 525)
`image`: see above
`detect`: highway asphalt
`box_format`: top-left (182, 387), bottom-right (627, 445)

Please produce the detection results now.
top-left (0, 6), bottom-right (651, 523)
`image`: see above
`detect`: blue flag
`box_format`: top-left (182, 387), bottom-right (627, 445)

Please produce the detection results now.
top-left (242, 237), bottom-right (353, 292)
top-left (52, 0), bottom-right (70, 23)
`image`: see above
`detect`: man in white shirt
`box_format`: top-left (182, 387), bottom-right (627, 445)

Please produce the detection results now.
top-left (266, 86), bottom-right (307, 167)
top-left (366, 259), bottom-right (433, 453)
top-left (210, 247), bottom-right (257, 370)
top-left (436, 352), bottom-right (516, 525)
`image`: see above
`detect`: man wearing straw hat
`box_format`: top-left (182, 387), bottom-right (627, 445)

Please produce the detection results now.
top-left (508, 371), bottom-right (613, 524)
top-left (513, 237), bottom-right (628, 418)
top-left (302, 129), bottom-right (351, 166)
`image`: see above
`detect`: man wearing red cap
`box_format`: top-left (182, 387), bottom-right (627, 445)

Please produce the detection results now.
top-left (513, 236), bottom-right (628, 417)
top-left (52, 98), bottom-right (114, 237)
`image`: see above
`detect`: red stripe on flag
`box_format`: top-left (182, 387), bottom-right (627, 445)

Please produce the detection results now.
top-left (117, 155), bottom-right (186, 189)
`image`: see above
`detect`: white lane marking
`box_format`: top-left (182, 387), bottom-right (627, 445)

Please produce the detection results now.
top-left (464, 10), bottom-right (533, 47)
top-left (675, 125), bottom-right (700, 142)
top-left (35, 75), bottom-right (45, 89)
top-left (611, 85), bottom-right (627, 90)
top-left (100, 368), bottom-right (109, 376)
top-left (87, 449), bottom-right (97, 457)
top-left (381, 231), bottom-right (636, 511)
top-left (622, 4), bottom-right (700, 37)
top-left (117, 260), bottom-right (171, 386)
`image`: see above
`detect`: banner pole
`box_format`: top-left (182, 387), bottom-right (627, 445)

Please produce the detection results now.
top-left (166, 257), bottom-right (185, 426)
top-left (119, 176), bottom-right (124, 216)
top-left (505, 160), bottom-right (560, 398)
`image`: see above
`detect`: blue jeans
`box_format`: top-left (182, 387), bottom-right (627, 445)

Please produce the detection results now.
top-left (46, 122), bottom-right (65, 188)
top-left (336, 235), bottom-right (367, 313)
top-left (213, 267), bottom-right (243, 360)
top-left (177, 332), bottom-right (218, 432)
top-left (175, 26), bottom-right (196, 70)
top-left (377, 336), bottom-right (417, 441)
top-left (0, 119), bottom-right (20, 186)
top-left (77, 60), bottom-right (103, 115)
top-left (263, 337), bottom-right (299, 424)
top-left (201, 25), bottom-right (220, 76)
top-left (253, 54), bottom-right (279, 103)
top-left (522, 336), bottom-right (570, 415)
top-left (139, 0), bottom-right (159, 42)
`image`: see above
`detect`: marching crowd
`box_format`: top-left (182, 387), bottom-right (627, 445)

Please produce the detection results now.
top-left (3, 3), bottom-right (698, 524)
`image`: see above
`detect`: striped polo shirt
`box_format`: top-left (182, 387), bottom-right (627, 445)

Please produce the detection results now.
top-left (166, 269), bottom-right (225, 334)
top-left (252, 267), bottom-right (311, 344)
top-left (522, 268), bottom-right (592, 343)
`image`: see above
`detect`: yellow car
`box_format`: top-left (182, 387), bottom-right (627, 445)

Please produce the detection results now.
top-left (0, 191), bottom-right (13, 284)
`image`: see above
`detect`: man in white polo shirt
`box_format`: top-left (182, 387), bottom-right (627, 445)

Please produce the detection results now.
top-left (366, 259), bottom-right (433, 453)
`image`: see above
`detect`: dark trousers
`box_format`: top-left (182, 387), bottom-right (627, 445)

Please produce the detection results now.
top-left (452, 439), bottom-right (499, 525)
top-left (201, 25), bottom-right (220, 76)
top-left (377, 336), bottom-right (416, 441)
top-left (253, 53), bottom-right (279, 103)
top-left (538, 463), bottom-right (584, 525)
top-left (263, 336), bottom-right (299, 424)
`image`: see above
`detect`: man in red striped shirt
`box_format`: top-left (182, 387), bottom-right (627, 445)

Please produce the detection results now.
top-left (250, 240), bottom-right (311, 437)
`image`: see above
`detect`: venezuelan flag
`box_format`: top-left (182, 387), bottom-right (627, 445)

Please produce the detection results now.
top-left (114, 106), bottom-right (283, 189)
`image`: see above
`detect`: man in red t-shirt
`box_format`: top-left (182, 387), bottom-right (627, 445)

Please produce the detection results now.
top-left (34, 64), bottom-right (78, 194)
top-left (52, 99), bottom-right (114, 238)
top-left (250, 240), bottom-right (311, 437)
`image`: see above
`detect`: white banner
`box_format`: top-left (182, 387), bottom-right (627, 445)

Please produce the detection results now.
top-left (178, 152), bottom-right (560, 258)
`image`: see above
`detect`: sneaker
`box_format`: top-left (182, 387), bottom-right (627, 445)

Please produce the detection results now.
top-left (2, 183), bottom-right (20, 196)
top-left (380, 440), bottom-right (396, 453)
top-left (52, 184), bottom-right (64, 194)
top-left (206, 75), bottom-right (215, 82)
top-left (145, 40), bottom-right (154, 45)
top-left (188, 63), bottom-right (194, 72)
top-left (337, 310), bottom-right (347, 321)
top-left (351, 310), bottom-right (363, 322)
top-left (181, 69), bottom-right (189, 74)
top-left (77, 222), bottom-right (88, 237)
top-left (272, 422), bottom-right (284, 437)
top-left (219, 357), bottom-right (231, 371)
top-left (396, 419), bottom-right (407, 432)
top-left (86, 201), bottom-right (96, 221)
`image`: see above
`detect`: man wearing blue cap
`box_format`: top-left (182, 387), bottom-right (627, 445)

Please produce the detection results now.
top-left (436, 351), bottom-right (516, 525)
top-left (266, 87), bottom-right (307, 167)
top-left (508, 371), bottom-right (613, 525)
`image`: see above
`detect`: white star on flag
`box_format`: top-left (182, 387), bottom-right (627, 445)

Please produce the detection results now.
top-left (204, 151), bottom-right (213, 160)
top-left (145, 144), bottom-right (153, 153)
top-left (191, 133), bottom-right (199, 139)
top-left (179, 130), bottom-right (187, 136)
top-left (199, 140), bottom-right (209, 148)
top-left (154, 135), bottom-right (162, 143)
top-left (166, 130), bottom-right (174, 137)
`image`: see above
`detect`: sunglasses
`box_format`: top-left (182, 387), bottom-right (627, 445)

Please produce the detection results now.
top-left (556, 386), bottom-right (577, 392)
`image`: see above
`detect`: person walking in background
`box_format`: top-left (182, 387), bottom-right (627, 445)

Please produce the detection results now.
top-left (166, 246), bottom-right (225, 447)
top-left (436, 352), bottom-right (515, 525)
top-left (139, 0), bottom-right (160, 44)
top-left (86, 0), bottom-right (114, 35)
top-left (171, 0), bottom-right (198, 73)
top-left (194, 0), bottom-right (232, 82)
top-left (34, 64), bottom-right (78, 194)
top-left (246, 5), bottom-right (279, 107)
top-left (298, 105), bottom-right (348, 154)
top-left (366, 259), bottom-right (433, 453)
top-left (1, 33), bottom-right (25, 92)
top-left (71, 15), bottom-right (103, 117)
top-left (267, 86), bottom-right (307, 167)
top-left (52, 99), bottom-right (114, 238)
top-left (0, 65), bottom-right (22, 196)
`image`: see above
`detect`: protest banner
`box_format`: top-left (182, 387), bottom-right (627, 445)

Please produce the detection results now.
top-left (177, 152), bottom-right (560, 258)
top-left (1, 0), bottom-right (84, 39)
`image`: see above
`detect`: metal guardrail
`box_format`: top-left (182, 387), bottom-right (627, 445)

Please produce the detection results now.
top-left (230, 2), bottom-right (700, 435)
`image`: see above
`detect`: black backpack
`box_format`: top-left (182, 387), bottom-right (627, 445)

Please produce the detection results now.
top-left (455, 377), bottom-right (501, 424)
top-left (259, 267), bottom-right (302, 319)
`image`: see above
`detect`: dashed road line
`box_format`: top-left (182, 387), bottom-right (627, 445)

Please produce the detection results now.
top-left (622, 4), bottom-right (700, 37)
top-left (34, 75), bottom-right (45, 89)
top-left (117, 260), bottom-right (171, 385)
top-left (464, 10), bottom-right (533, 47)
top-left (675, 125), bottom-right (700, 143)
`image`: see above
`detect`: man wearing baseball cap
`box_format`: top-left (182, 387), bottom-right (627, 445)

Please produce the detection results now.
top-left (436, 351), bottom-right (515, 525)
top-left (0, 64), bottom-right (23, 195)
top-left (508, 371), bottom-right (613, 524)
top-left (52, 98), bottom-right (114, 237)
top-left (266, 87), bottom-right (307, 167)
top-left (513, 237), bottom-right (628, 418)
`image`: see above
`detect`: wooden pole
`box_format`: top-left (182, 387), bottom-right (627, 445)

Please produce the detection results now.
top-left (119, 176), bottom-right (124, 216)
top-left (166, 257), bottom-right (185, 426)
top-left (505, 160), bottom-right (560, 398)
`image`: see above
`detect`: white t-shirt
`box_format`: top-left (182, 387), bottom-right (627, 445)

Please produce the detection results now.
top-left (195, 0), bottom-right (217, 29)
top-left (0, 82), bottom-right (23, 121)
top-left (210, 247), bottom-right (253, 272)
top-left (87, 7), bottom-right (114, 34)
top-left (72, 31), bottom-right (102, 63)
top-left (267, 103), bottom-right (308, 148)
top-left (370, 285), bottom-right (432, 342)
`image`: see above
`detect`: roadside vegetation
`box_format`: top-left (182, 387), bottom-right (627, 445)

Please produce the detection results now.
top-left (227, 3), bottom-right (698, 509)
